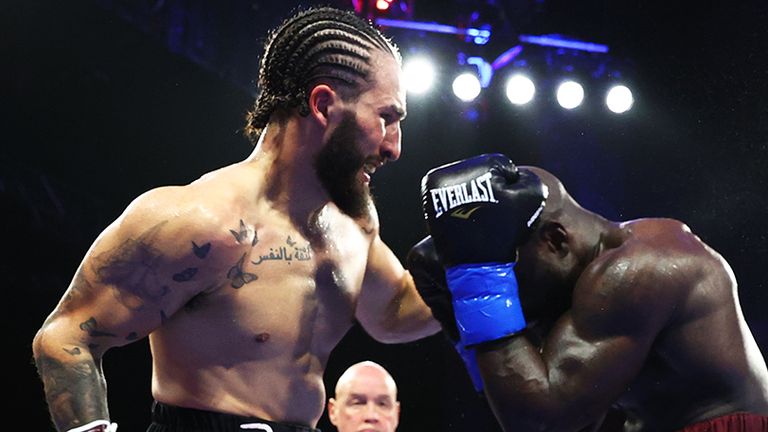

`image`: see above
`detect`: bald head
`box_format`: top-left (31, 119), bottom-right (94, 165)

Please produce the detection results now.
top-left (519, 166), bottom-right (571, 222)
top-left (329, 361), bottom-right (400, 432)
top-left (335, 361), bottom-right (397, 398)
top-left (512, 165), bottom-right (617, 318)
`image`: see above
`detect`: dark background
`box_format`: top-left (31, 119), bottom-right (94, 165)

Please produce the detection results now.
top-left (4, 0), bottom-right (767, 430)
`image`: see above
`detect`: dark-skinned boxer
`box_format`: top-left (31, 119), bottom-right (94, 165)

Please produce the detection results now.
top-left (408, 153), bottom-right (768, 431)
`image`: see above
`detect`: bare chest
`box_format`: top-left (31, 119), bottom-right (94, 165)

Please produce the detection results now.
top-left (171, 215), bottom-right (371, 357)
top-left (223, 218), bottom-right (369, 295)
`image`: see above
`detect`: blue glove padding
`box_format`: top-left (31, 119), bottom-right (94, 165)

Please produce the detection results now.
top-left (454, 340), bottom-right (484, 392)
top-left (446, 262), bottom-right (526, 347)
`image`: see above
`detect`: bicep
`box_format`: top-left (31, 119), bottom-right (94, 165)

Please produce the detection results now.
top-left (478, 257), bottom-right (674, 429)
top-left (42, 238), bottom-right (192, 357)
top-left (542, 311), bottom-right (654, 410)
top-left (40, 203), bottom-right (222, 356)
top-left (477, 309), bottom-right (657, 430)
top-left (540, 263), bottom-right (673, 415)
top-left (356, 235), bottom-right (406, 323)
top-left (356, 235), bottom-right (439, 342)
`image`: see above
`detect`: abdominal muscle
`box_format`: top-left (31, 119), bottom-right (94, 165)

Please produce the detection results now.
top-left (150, 351), bottom-right (331, 426)
top-left (147, 242), bottom-right (362, 427)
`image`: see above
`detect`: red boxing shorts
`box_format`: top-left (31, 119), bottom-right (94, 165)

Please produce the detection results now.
top-left (677, 412), bottom-right (768, 432)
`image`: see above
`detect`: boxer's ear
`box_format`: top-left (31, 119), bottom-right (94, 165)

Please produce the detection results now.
top-left (308, 84), bottom-right (337, 128)
top-left (540, 221), bottom-right (569, 258)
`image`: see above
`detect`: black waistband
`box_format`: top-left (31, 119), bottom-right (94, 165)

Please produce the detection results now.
top-left (150, 401), bottom-right (321, 432)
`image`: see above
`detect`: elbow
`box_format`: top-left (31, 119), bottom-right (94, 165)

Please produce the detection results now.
top-left (362, 317), bottom-right (441, 344)
top-left (484, 380), bottom-right (588, 432)
top-left (32, 317), bottom-right (97, 364)
top-left (369, 331), bottom-right (405, 344)
top-left (358, 317), bottom-right (403, 344)
top-left (32, 324), bottom-right (59, 376)
top-left (492, 402), bottom-right (595, 432)
top-left (32, 324), bottom-right (52, 363)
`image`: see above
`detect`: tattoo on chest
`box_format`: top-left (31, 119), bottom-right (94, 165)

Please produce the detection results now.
top-left (252, 235), bottom-right (313, 265)
top-left (230, 219), bottom-right (261, 246)
top-left (225, 220), bottom-right (317, 289)
top-left (227, 253), bottom-right (258, 289)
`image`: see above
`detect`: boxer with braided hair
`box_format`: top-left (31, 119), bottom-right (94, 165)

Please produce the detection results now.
top-left (33, 6), bottom-right (439, 432)
top-left (244, 6), bottom-right (400, 143)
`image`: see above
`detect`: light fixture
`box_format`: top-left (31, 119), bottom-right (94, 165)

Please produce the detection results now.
top-left (452, 72), bottom-right (482, 102)
top-left (505, 74), bottom-right (536, 105)
top-left (402, 56), bottom-right (436, 95)
top-left (606, 84), bottom-right (634, 113)
top-left (556, 80), bottom-right (584, 109)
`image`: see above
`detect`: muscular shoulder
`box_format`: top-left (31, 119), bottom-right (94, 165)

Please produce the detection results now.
top-left (323, 199), bottom-right (381, 241)
top-left (573, 219), bottom-right (703, 336)
top-left (100, 181), bottom-right (251, 275)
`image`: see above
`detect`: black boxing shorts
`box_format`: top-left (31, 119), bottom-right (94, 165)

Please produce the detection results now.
top-left (146, 401), bottom-right (322, 432)
top-left (677, 412), bottom-right (768, 432)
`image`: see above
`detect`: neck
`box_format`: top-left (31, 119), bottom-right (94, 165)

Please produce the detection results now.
top-left (589, 216), bottom-right (624, 261)
top-left (245, 118), bottom-right (331, 223)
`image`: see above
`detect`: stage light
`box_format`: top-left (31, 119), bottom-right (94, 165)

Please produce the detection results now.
top-left (556, 80), bottom-right (584, 109)
top-left (452, 72), bottom-right (482, 102)
top-left (402, 56), bottom-right (436, 94)
top-left (505, 74), bottom-right (535, 105)
top-left (606, 84), bottom-right (633, 113)
top-left (376, 0), bottom-right (392, 11)
top-left (375, 19), bottom-right (492, 46)
top-left (518, 34), bottom-right (609, 53)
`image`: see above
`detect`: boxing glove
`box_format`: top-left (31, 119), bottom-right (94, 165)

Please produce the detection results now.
top-left (421, 153), bottom-right (548, 347)
top-left (406, 236), bottom-right (484, 392)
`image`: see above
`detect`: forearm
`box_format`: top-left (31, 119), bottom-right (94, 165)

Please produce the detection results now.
top-left (475, 335), bottom-right (595, 432)
top-left (380, 279), bottom-right (442, 342)
top-left (33, 329), bottom-right (110, 431)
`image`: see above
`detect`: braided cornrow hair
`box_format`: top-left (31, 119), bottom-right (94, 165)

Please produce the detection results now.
top-left (244, 6), bottom-right (400, 144)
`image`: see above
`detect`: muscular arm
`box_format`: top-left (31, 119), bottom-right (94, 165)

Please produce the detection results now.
top-left (476, 249), bottom-right (679, 432)
top-left (31, 188), bottom-right (235, 431)
top-left (356, 233), bottom-right (441, 343)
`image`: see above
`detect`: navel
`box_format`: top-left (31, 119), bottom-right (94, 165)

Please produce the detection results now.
top-left (254, 332), bottom-right (271, 343)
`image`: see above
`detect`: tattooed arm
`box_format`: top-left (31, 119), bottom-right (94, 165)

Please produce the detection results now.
top-left (31, 187), bottom-right (238, 431)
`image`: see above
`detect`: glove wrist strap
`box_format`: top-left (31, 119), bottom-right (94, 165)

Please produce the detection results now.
top-left (446, 262), bottom-right (527, 347)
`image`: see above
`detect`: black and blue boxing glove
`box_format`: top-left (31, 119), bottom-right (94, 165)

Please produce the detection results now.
top-left (420, 153), bottom-right (548, 348)
top-left (407, 236), bottom-right (484, 391)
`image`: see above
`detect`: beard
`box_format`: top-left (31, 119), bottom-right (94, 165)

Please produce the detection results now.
top-left (314, 110), bottom-right (373, 219)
